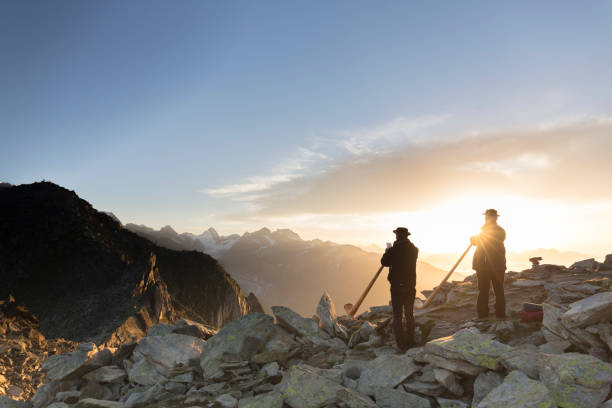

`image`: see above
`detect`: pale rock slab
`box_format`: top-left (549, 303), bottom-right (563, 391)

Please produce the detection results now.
top-left (373, 387), bottom-right (431, 408)
top-left (200, 313), bottom-right (274, 379)
top-left (425, 328), bottom-right (512, 370)
top-left (357, 354), bottom-right (419, 396)
top-left (477, 371), bottom-right (555, 408)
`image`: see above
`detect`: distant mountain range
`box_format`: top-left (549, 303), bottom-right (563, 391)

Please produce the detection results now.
top-left (125, 224), bottom-right (455, 316)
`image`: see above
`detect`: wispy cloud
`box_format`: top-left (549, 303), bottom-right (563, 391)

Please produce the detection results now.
top-left (337, 115), bottom-right (450, 155)
top-left (202, 115), bottom-right (449, 201)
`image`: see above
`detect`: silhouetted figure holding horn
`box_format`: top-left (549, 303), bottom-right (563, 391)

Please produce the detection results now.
top-left (471, 209), bottom-right (507, 319)
top-left (381, 227), bottom-right (418, 350)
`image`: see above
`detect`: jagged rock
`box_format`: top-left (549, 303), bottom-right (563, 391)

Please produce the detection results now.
top-left (200, 313), bottom-right (274, 379)
top-left (425, 328), bottom-right (512, 370)
top-left (472, 371), bottom-right (503, 407)
top-left (47, 403), bottom-right (70, 408)
top-left (422, 352), bottom-right (485, 376)
top-left (560, 292), bottom-right (612, 328)
top-left (538, 352), bottom-right (612, 408)
top-left (569, 258), bottom-right (601, 271)
top-left (164, 381), bottom-right (187, 394)
top-left (499, 344), bottom-right (539, 379)
top-left (74, 399), bottom-right (126, 408)
top-left (30, 380), bottom-right (60, 408)
top-left (0, 396), bottom-right (27, 408)
top-left (403, 380), bottom-right (445, 396)
top-left (357, 305), bottom-right (393, 320)
top-left (55, 390), bottom-right (81, 403)
top-left (477, 370), bottom-right (555, 408)
top-left (433, 368), bottom-right (464, 395)
top-left (357, 354), bottom-right (419, 396)
top-left (83, 366), bottom-right (127, 383)
top-left (216, 394), bottom-right (239, 408)
top-left (80, 381), bottom-right (114, 401)
top-left (278, 365), bottom-right (376, 408)
top-left (271, 306), bottom-right (330, 340)
top-left (127, 356), bottom-right (167, 385)
top-left (252, 325), bottom-right (298, 364)
top-left (538, 339), bottom-right (571, 354)
top-left (437, 398), bottom-right (469, 408)
top-left (601, 400), bottom-right (612, 408)
top-left (131, 333), bottom-right (204, 382)
top-left (42, 343), bottom-right (111, 381)
top-left (123, 383), bottom-right (164, 407)
top-left (238, 391), bottom-right (283, 408)
top-left (173, 318), bottom-right (216, 340)
top-left (316, 292), bottom-right (347, 339)
top-left (512, 279), bottom-right (546, 287)
top-left (373, 387), bottom-right (431, 408)
top-left (261, 361), bottom-right (280, 377)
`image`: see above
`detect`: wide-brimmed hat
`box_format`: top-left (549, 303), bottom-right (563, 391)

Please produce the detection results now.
top-left (483, 209), bottom-right (499, 217)
top-left (393, 227), bottom-right (410, 236)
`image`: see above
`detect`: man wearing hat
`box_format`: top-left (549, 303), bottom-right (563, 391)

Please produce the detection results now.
top-left (471, 209), bottom-right (507, 319)
top-left (381, 227), bottom-right (419, 350)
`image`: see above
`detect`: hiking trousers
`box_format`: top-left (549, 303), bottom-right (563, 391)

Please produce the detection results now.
top-left (390, 283), bottom-right (416, 350)
top-left (476, 268), bottom-right (505, 318)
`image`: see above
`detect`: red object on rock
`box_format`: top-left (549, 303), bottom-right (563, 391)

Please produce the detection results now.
top-left (521, 310), bottom-right (543, 322)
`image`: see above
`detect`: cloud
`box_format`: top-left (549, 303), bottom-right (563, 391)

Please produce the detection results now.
top-left (202, 115), bottom-right (449, 200)
top-left (249, 115), bottom-right (612, 215)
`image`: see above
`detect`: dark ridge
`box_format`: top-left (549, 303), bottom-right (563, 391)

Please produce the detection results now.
top-left (0, 181), bottom-right (248, 345)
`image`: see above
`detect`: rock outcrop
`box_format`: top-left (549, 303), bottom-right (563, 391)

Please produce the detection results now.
top-left (0, 182), bottom-right (250, 346)
top-left (4, 255), bottom-right (609, 407)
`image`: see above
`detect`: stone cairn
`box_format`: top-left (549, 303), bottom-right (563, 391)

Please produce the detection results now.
top-left (2, 255), bottom-right (612, 408)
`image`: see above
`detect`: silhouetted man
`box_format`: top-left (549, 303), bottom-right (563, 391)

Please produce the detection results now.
top-left (471, 209), bottom-right (506, 319)
top-left (381, 227), bottom-right (419, 350)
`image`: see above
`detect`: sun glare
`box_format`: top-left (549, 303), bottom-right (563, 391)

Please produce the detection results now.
top-left (378, 194), bottom-right (571, 254)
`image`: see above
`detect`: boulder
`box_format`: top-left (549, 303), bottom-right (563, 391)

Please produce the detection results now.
top-left (422, 352), bottom-right (485, 376)
top-left (47, 403), bottom-right (70, 408)
top-left (316, 292), bottom-right (347, 339)
top-left (433, 368), bottom-right (464, 395)
top-left (472, 371), bottom-right (503, 407)
top-left (402, 380), bottom-right (445, 396)
top-left (373, 387), bottom-right (431, 408)
top-left (83, 366), bottom-right (127, 383)
top-left (561, 292), bottom-right (612, 328)
top-left (200, 313), bottom-right (274, 379)
top-left (42, 343), bottom-right (111, 381)
top-left (437, 398), bottom-right (469, 408)
top-left (538, 352), bottom-right (612, 408)
top-left (499, 344), bottom-right (540, 379)
top-left (238, 392), bottom-right (283, 408)
top-left (278, 365), bottom-right (376, 408)
top-left (0, 396), bottom-right (28, 408)
top-left (127, 356), bottom-right (167, 385)
top-left (271, 306), bottom-right (330, 340)
top-left (569, 258), bottom-right (601, 271)
top-left (74, 399), bottom-right (126, 408)
top-left (477, 370), bottom-right (555, 408)
top-left (123, 383), bottom-right (164, 407)
top-left (132, 333), bottom-right (205, 378)
top-left (357, 354), bottom-right (419, 396)
top-left (216, 394), bottom-right (238, 408)
top-left (252, 325), bottom-right (297, 365)
top-left (425, 328), bottom-right (512, 370)
top-left (173, 318), bottom-right (216, 340)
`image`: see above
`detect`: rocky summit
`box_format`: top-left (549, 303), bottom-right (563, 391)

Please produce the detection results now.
top-left (2, 254), bottom-right (611, 407)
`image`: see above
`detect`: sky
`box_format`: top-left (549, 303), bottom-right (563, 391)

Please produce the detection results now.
top-left (2, 1), bottom-right (612, 257)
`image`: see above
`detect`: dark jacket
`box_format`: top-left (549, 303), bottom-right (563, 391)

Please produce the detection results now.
top-left (381, 238), bottom-right (419, 287)
top-left (472, 222), bottom-right (506, 272)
